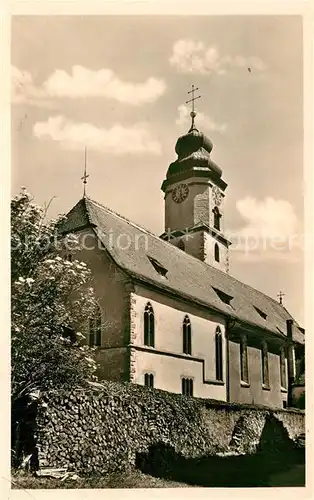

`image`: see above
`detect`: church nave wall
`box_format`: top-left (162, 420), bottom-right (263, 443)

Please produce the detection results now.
top-left (129, 288), bottom-right (227, 400)
top-left (228, 340), bottom-right (287, 409)
top-left (131, 348), bottom-right (227, 400)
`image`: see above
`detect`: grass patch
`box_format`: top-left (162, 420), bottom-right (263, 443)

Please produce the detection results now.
top-left (11, 469), bottom-right (192, 489)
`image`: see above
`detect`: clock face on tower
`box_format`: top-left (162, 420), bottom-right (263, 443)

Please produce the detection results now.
top-left (172, 183), bottom-right (189, 204)
top-left (212, 186), bottom-right (223, 206)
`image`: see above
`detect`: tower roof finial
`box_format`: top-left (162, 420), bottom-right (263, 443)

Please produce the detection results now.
top-left (81, 147), bottom-right (89, 198)
top-left (186, 84), bottom-right (201, 131)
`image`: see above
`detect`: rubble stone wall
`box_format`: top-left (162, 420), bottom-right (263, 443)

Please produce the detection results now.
top-left (32, 381), bottom-right (305, 474)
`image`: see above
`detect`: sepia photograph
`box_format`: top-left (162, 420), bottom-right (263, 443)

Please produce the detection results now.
top-left (9, 10), bottom-right (308, 492)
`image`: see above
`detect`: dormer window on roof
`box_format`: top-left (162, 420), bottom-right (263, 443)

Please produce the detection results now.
top-left (147, 256), bottom-right (168, 278)
top-left (212, 287), bottom-right (233, 306)
top-left (253, 306), bottom-right (267, 320)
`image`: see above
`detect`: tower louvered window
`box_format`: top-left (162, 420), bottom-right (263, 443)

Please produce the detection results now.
top-left (213, 206), bottom-right (221, 231)
top-left (214, 243), bottom-right (220, 262)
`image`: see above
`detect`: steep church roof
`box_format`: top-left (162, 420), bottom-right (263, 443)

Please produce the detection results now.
top-left (59, 197), bottom-right (304, 345)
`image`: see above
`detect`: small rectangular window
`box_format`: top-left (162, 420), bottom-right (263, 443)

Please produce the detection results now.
top-left (144, 373), bottom-right (154, 388)
top-left (182, 377), bottom-right (193, 397)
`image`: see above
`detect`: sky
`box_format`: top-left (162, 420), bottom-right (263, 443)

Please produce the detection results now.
top-left (11, 15), bottom-right (304, 324)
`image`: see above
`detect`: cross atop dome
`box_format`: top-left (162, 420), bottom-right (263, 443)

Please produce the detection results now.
top-left (186, 84), bottom-right (201, 131)
top-left (163, 86), bottom-right (226, 187)
top-left (81, 147), bottom-right (89, 198)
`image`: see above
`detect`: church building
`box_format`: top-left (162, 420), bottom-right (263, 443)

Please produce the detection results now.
top-left (60, 99), bottom-right (305, 410)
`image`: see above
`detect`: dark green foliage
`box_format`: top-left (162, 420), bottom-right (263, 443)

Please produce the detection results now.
top-left (11, 189), bottom-right (98, 404)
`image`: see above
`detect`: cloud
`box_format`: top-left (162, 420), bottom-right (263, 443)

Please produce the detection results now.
top-left (176, 104), bottom-right (227, 133)
top-left (235, 197), bottom-right (298, 239)
top-left (11, 66), bottom-right (54, 108)
top-left (43, 66), bottom-right (166, 105)
top-left (12, 65), bottom-right (166, 107)
top-left (169, 39), bottom-right (266, 74)
top-left (33, 115), bottom-right (162, 155)
top-left (230, 249), bottom-right (302, 264)
top-left (226, 197), bottom-right (302, 262)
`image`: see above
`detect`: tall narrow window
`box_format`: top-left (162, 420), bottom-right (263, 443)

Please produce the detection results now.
top-left (213, 206), bottom-right (221, 231)
top-left (215, 326), bottom-right (223, 381)
top-left (280, 347), bottom-right (287, 389)
top-left (182, 377), bottom-right (193, 396)
top-left (144, 373), bottom-right (154, 388)
top-left (240, 335), bottom-right (249, 383)
top-left (261, 342), bottom-right (269, 387)
top-left (183, 315), bottom-right (192, 355)
top-left (89, 304), bottom-right (102, 347)
top-left (144, 302), bottom-right (155, 347)
top-left (214, 243), bottom-right (220, 262)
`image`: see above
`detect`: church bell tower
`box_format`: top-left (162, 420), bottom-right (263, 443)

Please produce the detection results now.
top-left (160, 86), bottom-right (231, 273)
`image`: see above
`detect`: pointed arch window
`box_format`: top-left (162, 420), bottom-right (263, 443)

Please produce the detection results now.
top-left (261, 341), bottom-right (270, 387)
top-left (280, 346), bottom-right (287, 389)
top-left (213, 206), bottom-right (221, 231)
top-left (214, 243), bottom-right (220, 262)
top-left (144, 302), bottom-right (155, 347)
top-left (89, 304), bottom-right (102, 347)
top-left (240, 335), bottom-right (249, 383)
top-left (183, 315), bottom-right (192, 355)
top-left (215, 326), bottom-right (223, 381)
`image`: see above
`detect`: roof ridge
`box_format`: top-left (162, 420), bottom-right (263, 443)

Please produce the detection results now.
top-left (85, 196), bottom-right (292, 316)
top-left (86, 197), bottom-right (161, 239)
top-left (83, 196), bottom-right (94, 226)
top-left (86, 197), bottom-right (211, 262)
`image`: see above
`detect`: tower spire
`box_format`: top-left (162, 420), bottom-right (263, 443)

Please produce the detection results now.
top-left (186, 84), bottom-right (201, 131)
top-left (81, 147), bottom-right (89, 198)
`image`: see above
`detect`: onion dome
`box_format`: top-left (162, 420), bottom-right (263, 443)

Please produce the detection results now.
top-left (167, 114), bottom-right (222, 179)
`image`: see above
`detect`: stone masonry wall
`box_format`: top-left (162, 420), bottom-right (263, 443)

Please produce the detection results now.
top-left (30, 381), bottom-right (305, 475)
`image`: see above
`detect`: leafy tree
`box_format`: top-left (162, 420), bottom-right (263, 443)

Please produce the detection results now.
top-left (11, 188), bottom-right (98, 405)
